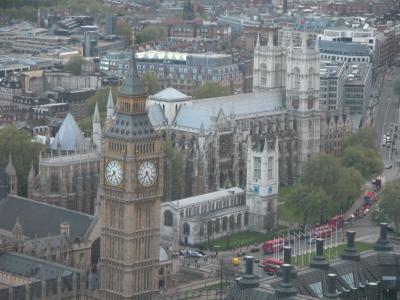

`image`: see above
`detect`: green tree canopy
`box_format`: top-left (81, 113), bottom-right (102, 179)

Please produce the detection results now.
top-left (0, 127), bottom-right (44, 196)
top-left (300, 154), bottom-right (343, 198)
top-left (335, 167), bottom-right (363, 212)
top-left (380, 179), bottom-right (400, 232)
top-left (136, 26), bottom-right (166, 44)
top-left (299, 154), bottom-right (363, 217)
top-left (342, 128), bottom-right (378, 152)
top-left (64, 55), bottom-right (85, 75)
top-left (193, 82), bottom-right (230, 99)
top-left (285, 183), bottom-right (331, 226)
top-left (116, 19), bottom-right (133, 45)
top-left (163, 138), bottom-right (185, 201)
top-left (140, 72), bottom-right (161, 95)
top-left (341, 145), bottom-right (384, 179)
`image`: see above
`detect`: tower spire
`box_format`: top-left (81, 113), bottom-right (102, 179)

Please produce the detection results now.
top-left (106, 88), bottom-right (114, 121)
top-left (256, 32), bottom-right (260, 49)
top-left (6, 153), bottom-right (17, 195)
top-left (268, 31), bottom-right (274, 48)
top-left (92, 102), bottom-right (102, 151)
top-left (302, 32), bottom-right (308, 49)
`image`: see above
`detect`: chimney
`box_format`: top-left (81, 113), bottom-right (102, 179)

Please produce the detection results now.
top-left (373, 223), bottom-right (393, 251)
top-left (341, 231), bottom-right (360, 261)
top-left (60, 221), bottom-right (70, 237)
top-left (277, 247), bottom-right (297, 278)
top-left (366, 282), bottom-right (378, 300)
top-left (238, 256), bottom-right (258, 288)
top-left (322, 274), bottom-right (340, 299)
top-left (310, 239), bottom-right (330, 269)
top-left (275, 264), bottom-right (297, 298)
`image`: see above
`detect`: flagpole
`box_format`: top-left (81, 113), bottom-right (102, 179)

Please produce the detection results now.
top-left (308, 228), bottom-right (311, 264)
top-left (335, 223), bottom-right (338, 258)
top-left (293, 233), bottom-right (296, 264)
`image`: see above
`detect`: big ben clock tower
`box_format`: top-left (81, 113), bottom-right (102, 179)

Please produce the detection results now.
top-left (99, 46), bottom-right (163, 300)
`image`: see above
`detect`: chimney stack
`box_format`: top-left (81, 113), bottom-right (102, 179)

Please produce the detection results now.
top-left (277, 247), bottom-right (297, 278)
top-left (366, 282), bottom-right (378, 300)
top-left (373, 223), bottom-right (393, 251)
top-left (275, 264), bottom-right (297, 298)
top-left (238, 256), bottom-right (259, 289)
top-left (323, 274), bottom-right (340, 299)
top-left (341, 231), bottom-right (360, 261)
top-left (310, 239), bottom-right (330, 269)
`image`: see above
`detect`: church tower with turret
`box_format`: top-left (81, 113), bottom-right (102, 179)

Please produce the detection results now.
top-left (6, 154), bottom-right (17, 195)
top-left (99, 45), bottom-right (163, 299)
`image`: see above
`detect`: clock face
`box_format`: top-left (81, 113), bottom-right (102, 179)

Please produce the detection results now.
top-left (137, 161), bottom-right (157, 187)
top-left (105, 160), bottom-right (123, 186)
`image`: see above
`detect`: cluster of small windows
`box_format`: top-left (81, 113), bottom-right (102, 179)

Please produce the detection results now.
top-left (320, 54), bottom-right (368, 63)
top-left (109, 141), bottom-right (127, 154)
top-left (135, 142), bottom-right (155, 155)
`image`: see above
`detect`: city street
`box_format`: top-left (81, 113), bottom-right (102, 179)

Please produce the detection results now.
top-left (373, 67), bottom-right (400, 182)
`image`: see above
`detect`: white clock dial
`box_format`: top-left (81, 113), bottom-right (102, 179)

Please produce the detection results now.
top-left (137, 161), bottom-right (157, 187)
top-left (105, 160), bottom-right (123, 186)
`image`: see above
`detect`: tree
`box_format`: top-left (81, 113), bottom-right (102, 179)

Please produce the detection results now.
top-left (284, 183), bottom-right (331, 226)
top-left (342, 145), bottom-right (384, 179)
top-left (116, 19), bottom-right (133, 45)
top-left (299, 154), bottom-right (364, 218)
top-left (135, 26), bottom-right (165, 44)
top-left (163, 139), bottom-right (185, 201)
top-left (335, 167), bottom-right (363, 212)
top-left (64, 54), bottom-right (84, 75)
top-left (193, 82), bottom-right (230, 99)
top-left (0, 127), bottom-right (44, 196)
top-left (342, 128), bottom-right (378, 153)
top-left (393, 79), bottom-right (400, 107)
top-left (300, 154), bottom-right (343, 198)
top-left (140, 72), bottom-right (161, 95)
top-left (380, 179), bottom-right (400, 232)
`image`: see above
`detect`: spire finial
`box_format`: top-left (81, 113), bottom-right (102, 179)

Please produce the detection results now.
top-left (315, 37), bottom-right (319, 51)
top-left (93, 102), bottom-right (100, 124)
top-left (302, 32), bottom-right (308, 49)
top-left (256, 32), bottom-right (260, 48)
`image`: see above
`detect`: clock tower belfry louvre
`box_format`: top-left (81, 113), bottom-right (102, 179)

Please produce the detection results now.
top-left (99, 47), bottom-right (163, 300)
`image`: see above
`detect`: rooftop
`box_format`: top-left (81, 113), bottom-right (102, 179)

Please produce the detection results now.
top-left (49, 113), bottom-right (85, 152)
top-left (0, 194), bottom-right (95, 240)
top-left (172, 90), bottom-right (284, 130)
top-left (169, 187), bottom-right (244, 208)
top-left (149, 87), bottom-right (191, 102)
top-left (318, 40), bottom-right (371, 56)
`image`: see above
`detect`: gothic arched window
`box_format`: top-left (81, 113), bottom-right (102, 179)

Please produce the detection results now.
top-left (214, 218), bottom-right (220, 233)
top-left (183, 223), bottom-right (190, 236)
top-left (274, 63), bottom-right (281, 86)
top-left (308, 67), bottom-right (314, 90)
top-left (308, 96), bottom-right (315, 110)
top-left (244, 211), bottom-right (249, 226)
top-left (207, 220), bottom-right (213, 236)
top-left (222, 217), bottom-right (228, 231)
top-left (229, 215), bottom-right (235, 231)
top-left (260, 63), bottom-right (267, 86)
top-left (236, 213), bottom-right (242, 229)
top-left (164, 210), bottom-right (173, 227)
top-left (293, 67), bottom-right (301, 90)
top-left (291, 95), bottom-right (300, 110)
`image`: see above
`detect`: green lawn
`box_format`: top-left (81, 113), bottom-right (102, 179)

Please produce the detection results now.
top-left (290, 241), bottom-right (372, 268)
top-left (201, 230), bottom-right (284, 251)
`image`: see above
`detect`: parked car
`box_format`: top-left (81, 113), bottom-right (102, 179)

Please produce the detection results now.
top-left (250, 247), bottom-right (260, 253)
top-left (188, 251), bottom-right (203, 258)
